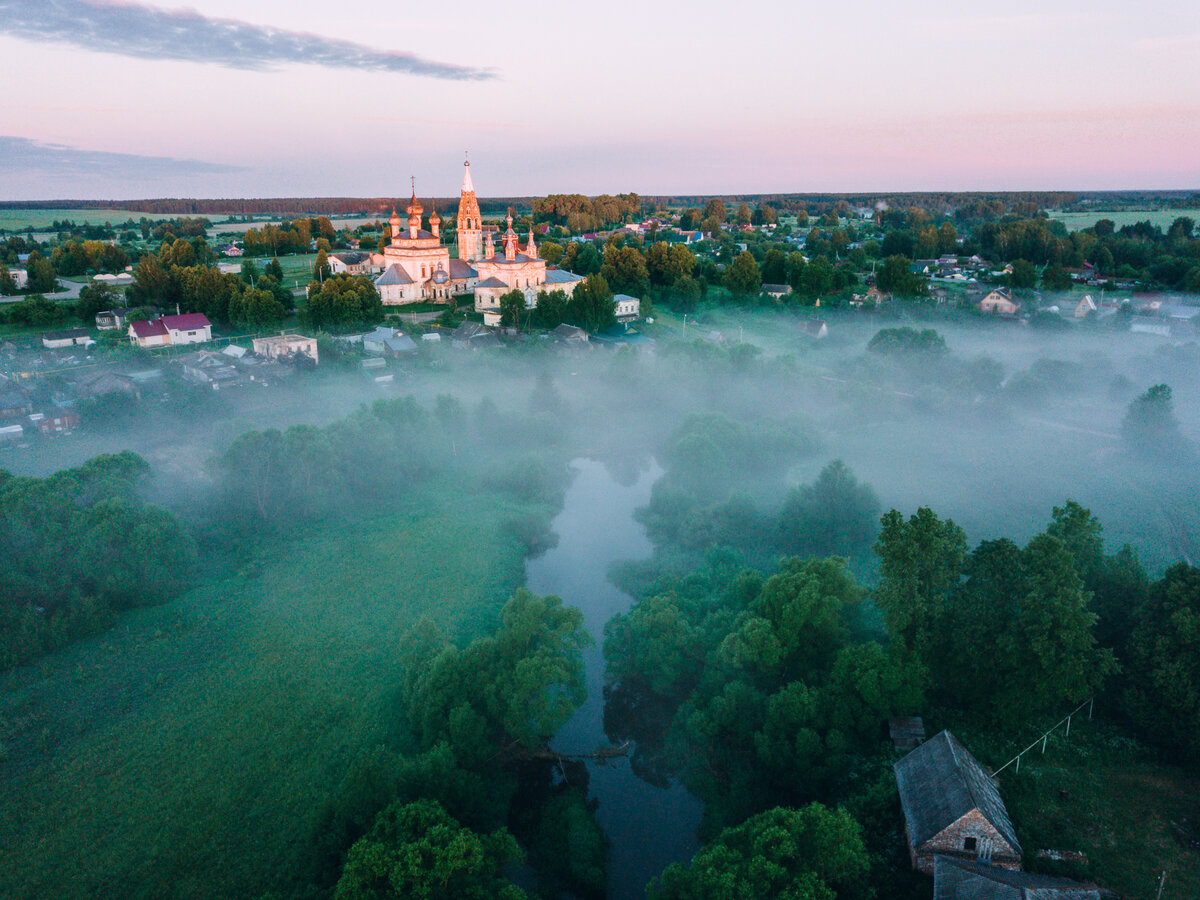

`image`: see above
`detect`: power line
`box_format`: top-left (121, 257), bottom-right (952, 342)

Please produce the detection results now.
top-left (991, 697), bottom-right (1093, 777)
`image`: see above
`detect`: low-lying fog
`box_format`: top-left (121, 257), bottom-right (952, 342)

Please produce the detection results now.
top-left (9, 306), bottom-right (1199, 572)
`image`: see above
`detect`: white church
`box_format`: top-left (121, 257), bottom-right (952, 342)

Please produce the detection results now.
top-left (365, 158), bottom-right (585, 311)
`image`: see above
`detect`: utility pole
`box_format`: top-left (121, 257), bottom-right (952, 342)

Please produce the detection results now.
top-left (1155, 869), bottom-right (1167, 900)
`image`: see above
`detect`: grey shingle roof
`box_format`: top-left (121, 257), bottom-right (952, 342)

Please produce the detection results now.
top-left (933, 856), bottom-right (1100, 899)
top-left (544, 268), bottom-right (584, 284)
top-left (447, 259), bottom-right (477, 278)
top-left (894, 731), bottom-right (1021, 855)
top-left (374, 264), bottom-right (414, 286)
top-left (475, 276), bottom-right (508, 289)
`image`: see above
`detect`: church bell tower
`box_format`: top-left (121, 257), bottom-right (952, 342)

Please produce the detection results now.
top-left (456, 153), bottom-right (483, 262)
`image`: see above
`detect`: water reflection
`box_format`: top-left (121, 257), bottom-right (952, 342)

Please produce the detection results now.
top-left (526, 457), bottom-right (702, 900)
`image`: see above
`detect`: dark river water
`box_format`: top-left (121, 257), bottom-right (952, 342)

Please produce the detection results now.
top-left (525, 458), bottom-right (703, 900)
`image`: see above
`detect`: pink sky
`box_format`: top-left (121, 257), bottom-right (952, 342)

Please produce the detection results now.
top-left (0, 0), bottom-right (1197, 199)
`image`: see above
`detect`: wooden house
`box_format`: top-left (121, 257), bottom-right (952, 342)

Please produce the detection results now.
top-left (894, 731), bottom-right (1022, 874)
top-left (979, 290), bottom-right (1019, 316)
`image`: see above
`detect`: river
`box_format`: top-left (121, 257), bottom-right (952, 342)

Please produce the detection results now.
top-left (525, 457), bottom-right (703, 900)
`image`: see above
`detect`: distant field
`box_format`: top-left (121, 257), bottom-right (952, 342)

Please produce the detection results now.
top-left (0, 208), bottom-right (181, 232)
top-left (1048, 208), bottom-right (1200, 232)
top-left (211, 215), bottom-right (389, 236)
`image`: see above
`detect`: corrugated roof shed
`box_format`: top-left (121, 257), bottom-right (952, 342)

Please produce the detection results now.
top-left (933, 856), bottom-right (1100, 900)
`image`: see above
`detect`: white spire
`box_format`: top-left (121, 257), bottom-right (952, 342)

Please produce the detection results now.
top-left (461, 153), bottom-right (474, 193)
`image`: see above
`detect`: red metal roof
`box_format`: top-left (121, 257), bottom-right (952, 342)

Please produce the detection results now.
top-left (161, 313), bottom-right (212, 331)
top-left (130, 319), bottom-right (168, 338)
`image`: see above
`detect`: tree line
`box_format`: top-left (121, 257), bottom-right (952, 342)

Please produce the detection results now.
top-left (603, 493), bottom-right (1199, 897)
top-left (977, 214), bottom-right (1200, 292)
top-left (0, 452), bottom-right (198, 669)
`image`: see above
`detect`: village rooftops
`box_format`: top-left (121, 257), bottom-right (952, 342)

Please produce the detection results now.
top-left (933, 856), bottom-right (1100, 900)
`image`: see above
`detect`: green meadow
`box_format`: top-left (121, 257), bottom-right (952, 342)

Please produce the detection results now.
top-left (0, 483), bottom-right (539, 899)
top-left (1000, 720), bottom-right (1200, 900)
top-left (0, 209), bottom-right (180, 233)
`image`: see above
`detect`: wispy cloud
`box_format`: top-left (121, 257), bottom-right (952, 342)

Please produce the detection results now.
top-left (0, 135), bottom-right (243, 178)
top-left (0, 0), bottom-right (494, 80)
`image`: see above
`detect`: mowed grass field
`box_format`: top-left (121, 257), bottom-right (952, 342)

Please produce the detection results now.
top-left (1047, 208), bottom-right (1200, 232)
top-left (0, 484), bottom-right (538, 899)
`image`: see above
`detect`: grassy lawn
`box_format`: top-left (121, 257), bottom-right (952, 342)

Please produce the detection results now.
top-left (0, 482), bottom-right (540, 899)
top-left (1048, 208), bottom-right (1200, 233)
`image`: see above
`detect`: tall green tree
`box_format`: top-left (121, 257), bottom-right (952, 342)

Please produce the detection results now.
top-left (565, 274), bottom-right (615, 332)
top-left (722, 251), bottom-right (761, 297)
top-left (24, 251), bottom-right (57, 293)
top-left (304, 275), bottom-right (383, 330)
top-left (874, 255), bottom-right (926, 297)
top-left (1122, 563), bottom-right (1200, 763)
top-left (1009, 258), bottom-right (1038, 289)
top-left (872, 508), bottom-right (967, 658)
top-left (335, 799), bottom-right (527, 900)
top-left (1122, 384), bottom-right (1192, 461)
top-left (402, 590), bottom-right (590, 767)
top-left (649, 804), bottom-right (871, 900)
top-left (498, 290), bottom-right (526, 328)
top-left (314, 248), bottom-right (331, 281)
top-left (778, 460), bottom-right (880, 560)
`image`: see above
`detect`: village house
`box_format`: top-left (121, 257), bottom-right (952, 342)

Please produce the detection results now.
top-left (129, 313), bottom-right (213, 348)
top-left (613, 294), bottom-right (642, 322)
top-left (327, 251), bottom-right (377, 276)
top-left (1073, 295), bottom-right (1097, 318)
top-left (933, 856), bottom-right (1100, 900)
top-left (34, 412), bottom-right (80, 436)
top-left (979, 290), bottom-right (1020, 316)
top-left (0, 384), bottom-right (33, 418)
top-left (178, 350), bottom-right (244, 389)
top-left (97, 307), bottom-right (157, 330)
top-left (552, 323), bottom-right (589, 344)
top-left (450, 320), bottom-right (500, 349)
top-left (894, 731), bottom-right (1023, 875)
top-left (73, 370), bottom-right (139, 399)
top-left (361, 326), bottom-right (416, 357)
top-left (761, 283), bottom-right (792, 300)
top-left (42, 328), bottom-right (95, 350)
top-left (252, 333), bottom-right (319, 364)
